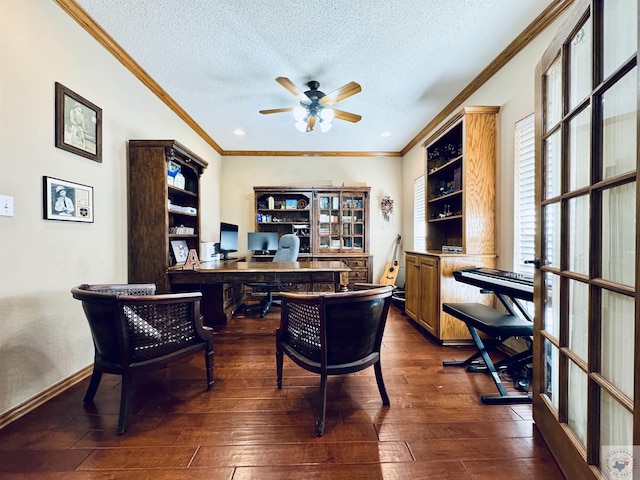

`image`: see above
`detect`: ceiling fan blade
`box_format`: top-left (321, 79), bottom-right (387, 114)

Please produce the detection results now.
top-left (276, 77), bottom-right (311, 104)
top-left (319, 81), bottom-right (361, 106)
top-left (259, 107), bottom-right (294, 115)
top-left (306, 115), bottom-right (316, 132)
top-left (333, 109), bottom-right (362, 123)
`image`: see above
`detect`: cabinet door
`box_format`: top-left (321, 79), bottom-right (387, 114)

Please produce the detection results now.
top-left (418, 256), bottom-right (439, 337)
top-left (317, 193), bottom-right (341, 252)
top-left (405, 254), bottom-right (420, 319)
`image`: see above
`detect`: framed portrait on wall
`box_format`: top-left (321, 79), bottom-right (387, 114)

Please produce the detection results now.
top-left (54, 82), bottom-right (102, 162)
top-left (43, 176), bottom-right (94, 223)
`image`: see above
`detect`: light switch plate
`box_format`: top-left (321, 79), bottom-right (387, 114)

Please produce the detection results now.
top-left (0, 195), bottom-right (14, 216)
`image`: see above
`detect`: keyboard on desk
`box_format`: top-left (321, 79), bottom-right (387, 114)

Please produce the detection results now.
top-left (453, 267), bottom-right (534, 301)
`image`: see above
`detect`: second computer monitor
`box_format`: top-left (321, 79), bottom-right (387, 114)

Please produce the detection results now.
top-left (248, 232), bottom-right (279, 254)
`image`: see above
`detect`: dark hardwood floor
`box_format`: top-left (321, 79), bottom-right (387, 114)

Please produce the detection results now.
top-left (0, 304), bottom-right (565, 479)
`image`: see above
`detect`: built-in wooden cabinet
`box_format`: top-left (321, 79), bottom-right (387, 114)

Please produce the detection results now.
top-left (406, 106), bottom-right (499, 343)
top-left (405, 252), bottom-right (496, 344)
top-left (253, 186), bottom-right (372, 290)
top-left (425, 106), bottom-right (498, 253)
top-left (127, 140), bottom-right (208, 293)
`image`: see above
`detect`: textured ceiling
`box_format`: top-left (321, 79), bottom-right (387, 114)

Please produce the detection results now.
top-left (74, 0), bottom-right (556, 154)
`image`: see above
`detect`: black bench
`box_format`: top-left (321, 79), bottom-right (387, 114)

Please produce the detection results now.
top-left (442, 302), bottom-right (533, 405)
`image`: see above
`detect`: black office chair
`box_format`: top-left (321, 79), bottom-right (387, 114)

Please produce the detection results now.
top-left (246, 234), bottom-right (300, 317)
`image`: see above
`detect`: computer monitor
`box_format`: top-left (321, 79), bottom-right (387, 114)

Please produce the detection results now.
top-left (219, 222), bottom-right (238, 260)
top-left (248, 232), bottom-right (279, 254)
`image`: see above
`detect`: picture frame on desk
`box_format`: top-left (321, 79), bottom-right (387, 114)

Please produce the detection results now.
top-left (170, 239), bottom-right (189, 265)
top-left (54, 82), bottom-right (102, 162)
top-left (43, 176), bottom-right (94, 223)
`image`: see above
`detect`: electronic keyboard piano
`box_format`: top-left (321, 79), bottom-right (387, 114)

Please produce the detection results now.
top-left (443, 267), bottom-right (535, 405)
top-left (452, 267), bottom-right (534, 302)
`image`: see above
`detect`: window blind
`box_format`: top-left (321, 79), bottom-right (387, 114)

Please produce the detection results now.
top-left (514, 114), bottom-right (535, 275)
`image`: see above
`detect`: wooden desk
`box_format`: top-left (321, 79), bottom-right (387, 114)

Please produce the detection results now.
top-left (169, 261), bottom-right (351, 324)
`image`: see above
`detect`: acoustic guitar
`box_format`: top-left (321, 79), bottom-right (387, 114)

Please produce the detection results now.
top-left (379, 234), bottom-right (402, 286)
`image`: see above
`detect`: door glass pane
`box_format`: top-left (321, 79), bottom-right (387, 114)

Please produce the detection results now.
top-left (602, 182), bottom-right (636, 287)
top-left (568, 361), bottom-right (588, 448)
top-left (568, 195), bottom-right (590, 274)
top-left (543, 272), bottom-right (560, 337)
top-left (603, 0), bottom-right (637, 78)
top-left (569, 19), bottom-right (592, 109)
top-left (544, 339), bottom-right (559, 412)
top-left (601, 290), bottom-right (635, 399)
top-left (544, 131), bottom-right (562, 199)
top-left (544, 202), bottom-right (561, 268)
top-left (568, 280), bottom-right (589, 361)
top-left (600, 390), bottom-right (634, 476)
top-left (568, 106), bottom-right (591, 191)
top-left (602, 67), bottom-right (638, 179)
top-left (545, 56), bottom-right (562, 132)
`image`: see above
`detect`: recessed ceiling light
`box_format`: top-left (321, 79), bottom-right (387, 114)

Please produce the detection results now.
top-left (233, 128), bottom-right (245, 136)
top-left (380, 131), bottom-right (392, 138)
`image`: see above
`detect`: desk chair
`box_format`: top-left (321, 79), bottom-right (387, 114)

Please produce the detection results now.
top-left (246, 233), bottom-right (300, 317)
top-left (276, 284), bottom-right (393, 435)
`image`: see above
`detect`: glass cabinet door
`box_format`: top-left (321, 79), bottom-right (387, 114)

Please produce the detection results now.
top-left (317, 193), bottom-right (340, 252)
top-left (316, 191), bottom-right (366, 253)
top-left (341, 193), bottom-right (365, 251)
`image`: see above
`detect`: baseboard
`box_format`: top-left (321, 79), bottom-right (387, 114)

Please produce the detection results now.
top-left (0, 364), bottom-right (93, 430)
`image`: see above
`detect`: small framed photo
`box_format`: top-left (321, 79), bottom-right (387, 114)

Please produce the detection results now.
top-left (285, 199), bottom-right (297, 209)
top-left (43, 176), bottom-right (94, 223)
top-left (55, 82), bottom-right (102, 162)
top-left (170, 239), bottom-right (189, 265)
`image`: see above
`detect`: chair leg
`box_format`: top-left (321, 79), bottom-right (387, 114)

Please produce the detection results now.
top-left (117, 372), bottom-right (132, 435)
top-left (83, 368), bottom-right (102, 403)
top-left (276, 348), bottom-right (283, 389)
top-left (374, 361), bottom-right (390, 406)
top-left (316, 374), bottom-right (328, 436)
top-left (259, 291), bottom-right (274, 318)
top-left (205, 348), bottom-right (214, 389)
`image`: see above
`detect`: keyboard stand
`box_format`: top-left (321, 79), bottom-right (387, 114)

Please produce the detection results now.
top-left (442, 302), bottom-right (533, 405)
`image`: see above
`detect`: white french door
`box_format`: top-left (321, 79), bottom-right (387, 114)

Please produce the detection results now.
top-left (533, 0), bottom-right (638, 478)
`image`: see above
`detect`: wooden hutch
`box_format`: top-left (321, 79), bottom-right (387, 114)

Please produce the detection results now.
top-left (405, 106), bottom-right (499, 344)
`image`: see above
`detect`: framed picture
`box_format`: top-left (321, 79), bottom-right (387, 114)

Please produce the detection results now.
top-left (43, 176), bottom-right (94, 223)
top-left (55, 82), bottom-right (102, 162)
top-left (285, 199), bottom-right (297, 209)
top-left (170, 239), bottom-right (189, 265)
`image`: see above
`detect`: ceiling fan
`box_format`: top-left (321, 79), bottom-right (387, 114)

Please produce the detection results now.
top-left (260, 77), bottom-right (362, 133)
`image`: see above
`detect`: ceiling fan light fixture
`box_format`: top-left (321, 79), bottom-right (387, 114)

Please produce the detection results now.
top-left (293, 105), bottom-right (307, 121)
top-left (320, 108), bottom-right (334, 122)
top-left (295, 120), bottom-right (307, 132)
top-left (320, 121), bottom-right (332, 133)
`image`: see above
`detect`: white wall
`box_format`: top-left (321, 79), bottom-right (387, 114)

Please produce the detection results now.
top-left (219, 155), bottom-right (404, 283)
top-left (401, 13), bottom-right (568, 271)
top-left (0, 0), bottom-right (222, 416)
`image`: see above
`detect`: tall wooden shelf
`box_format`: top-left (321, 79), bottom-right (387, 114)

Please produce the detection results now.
top-left (127, 140), bottom-right (208, 293)
top-left (253, 186), bottom-right (372, 290)
top-left (406, 106), bottom-right (499, 344)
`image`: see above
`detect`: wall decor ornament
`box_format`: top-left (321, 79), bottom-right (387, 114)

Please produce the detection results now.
top-left (55, 82), bottom-right (102, 162)
top-left (43, 176), bottom-right (94, 222)
top-left (381, 195), bottom-right (394, 221)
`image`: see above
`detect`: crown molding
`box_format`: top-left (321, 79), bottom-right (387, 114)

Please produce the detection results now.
top-left (221, 150), bottom-right (402, 157)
